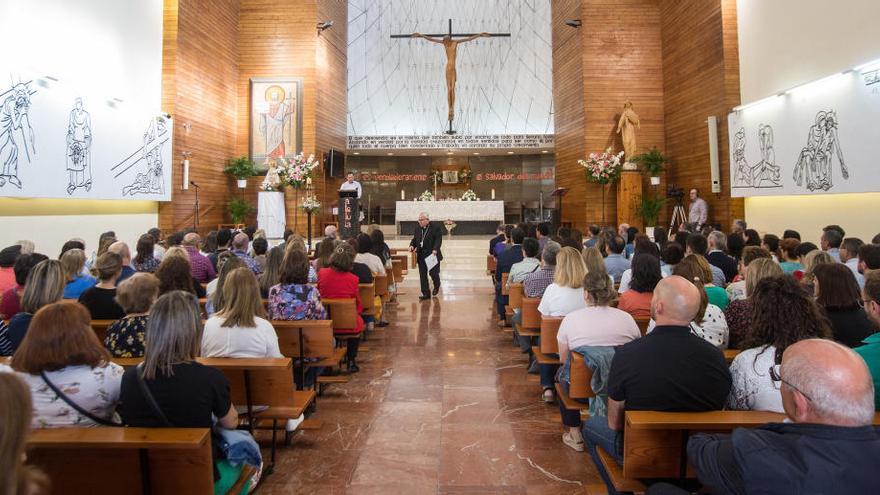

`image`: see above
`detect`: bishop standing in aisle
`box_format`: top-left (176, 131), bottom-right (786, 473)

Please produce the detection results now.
top-left (410, 212), bottom-right (443, 300)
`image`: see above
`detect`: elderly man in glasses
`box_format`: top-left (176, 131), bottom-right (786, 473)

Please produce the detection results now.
top-left (681, 339), bottom-right (880, 495)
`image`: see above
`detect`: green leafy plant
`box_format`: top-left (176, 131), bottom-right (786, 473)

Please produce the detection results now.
top-left (634, 194), bottom-right (667, 226)
top-left (224, 156), bottom-right (258, 180)
top-left (630, 147), bottom-right (667, 176)
top-left (228, 198), bottom-right (254, 224)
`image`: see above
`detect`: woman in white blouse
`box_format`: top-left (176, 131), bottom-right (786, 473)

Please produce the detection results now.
top-left (202, 267), bottom-right (282, 358)
top-left (538, 247), bottom-right (587, 317)
top-left (354, 233), bottom-right (386, 276)
top-left (726, 275), bottom-right (832, 413)
top-left (5, 301), bottom-right (123, 428)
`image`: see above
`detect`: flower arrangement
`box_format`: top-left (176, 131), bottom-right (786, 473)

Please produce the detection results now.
top-left (279, 153), bottom-right (318, 189)
top-left (416, 190), bottom-right (434, 201)
top-left (460, 189), bottom-right (479, 201)
top-left (299, 195), bottom-right (321, 214)
top-left (578, 148), bottom-right (625, 185)
top-left (260, 159), bottom-right (284, 191)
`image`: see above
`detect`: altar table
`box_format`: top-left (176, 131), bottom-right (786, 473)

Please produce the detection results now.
top-left (395, 200), bottom-right (504, 235)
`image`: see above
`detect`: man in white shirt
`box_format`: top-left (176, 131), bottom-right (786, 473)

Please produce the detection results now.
top-left (840, 237), bottom-right (865, 289)
top-left (688, 188), bottom-right (708, 227)
top-left (821, 228), bottom-right (843, 262)
top-left (339, 172), bottom-right (362, 199)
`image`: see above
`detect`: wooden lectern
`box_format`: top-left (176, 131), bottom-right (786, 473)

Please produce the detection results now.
top-left (339, 190), bottom-right (360, 239)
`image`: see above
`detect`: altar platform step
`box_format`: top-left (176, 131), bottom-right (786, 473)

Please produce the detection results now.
top-left (386, 238), bottom-right (494, 290)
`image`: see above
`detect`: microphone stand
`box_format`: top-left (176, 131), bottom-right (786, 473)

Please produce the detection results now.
top-left (190, 181), bottom-right (200, 231)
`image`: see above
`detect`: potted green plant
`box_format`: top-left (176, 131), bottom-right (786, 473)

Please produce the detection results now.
top-left (224, 156), bottom-right (258, 188)
top-left (228, 198), bottom-right (253, 224)
top-left (634, 194), bottom-right (667, 233)
top-left (631, 147), bottom-right (666, 185)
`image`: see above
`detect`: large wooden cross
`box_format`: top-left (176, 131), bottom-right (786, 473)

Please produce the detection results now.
top-left (392, 19), bottom-right (510, 134)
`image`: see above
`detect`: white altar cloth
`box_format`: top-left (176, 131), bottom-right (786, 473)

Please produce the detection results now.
top-left (395, 200), bottom-right (504, 222)
top-left (257, 191), bottom-right (286, 238)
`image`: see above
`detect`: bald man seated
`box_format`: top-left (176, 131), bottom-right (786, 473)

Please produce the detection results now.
top-left (582, 276), bottom-right (732, 493)
top-left (182, 233), bottom-right (216, 284)
top-left (230, 232), bottom-right (261, 275)
top-left (684, 339), bottom-right (880, 495)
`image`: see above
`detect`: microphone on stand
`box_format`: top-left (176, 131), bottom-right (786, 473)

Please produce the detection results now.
top-left (189, 181), bottom-right (200, 189)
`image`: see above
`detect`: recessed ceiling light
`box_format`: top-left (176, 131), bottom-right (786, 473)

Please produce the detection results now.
top-left (420, 153), bottom-right (427, 156)
top-left (386, 152), bottom-right (393, 156)
top-left (447, 151), bottom-right (453, 155)
top-left (353, 152), bottom-right (360, 155)
top-left (473, 152), bottom-right (480, 155)
top-left (507, 151), bottom-right (515, 155)
top-left (542, 150), bottom-right (549, 154)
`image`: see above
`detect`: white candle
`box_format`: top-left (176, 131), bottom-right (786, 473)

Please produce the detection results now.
top-left (491, 188), bottom-right (495, 200)
top-left (182, 159), bottom-right (190, 190)
top-left (306, 177), bottom-right (312, 186)
top-left (401, 189), bottom-right (405, 200)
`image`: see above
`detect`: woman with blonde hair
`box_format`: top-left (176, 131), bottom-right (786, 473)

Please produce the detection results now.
top-left (582, 246), bottom-right (616, 290)
top-left (4, 260), bottom-right (65, 354)
top-left (104, 273), bottom-right (159, 357)
top-left (208, 254), bottom-right (247, 315)
top-left (259, 246), bottom-right (285, 298)
top-left (78, 252), bottom-right (126, 320)
top-left (800, 249), bottom-right (834, 293)
top-left (538, 247), bottom-right (588, 317)
top-left (723, 258), bottom-right (783, 349)
top-left (671, 255), bottom-right (729, 349)
top-left (60, 248), bottom-right (95, 300)
top-left (10, 301), bottom-right (124, 428)
top-left (202, 268), bottom-right (281, 358)
top-left (0, 373), bottom-right (49, 494)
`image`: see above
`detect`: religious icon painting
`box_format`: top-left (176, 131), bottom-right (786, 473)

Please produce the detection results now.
top-left (249, 78), bottom-right (304, 172)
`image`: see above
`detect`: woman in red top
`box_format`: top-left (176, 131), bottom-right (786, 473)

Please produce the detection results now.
top-left (317, 241), bottom-right (364, 372)
top-left (618, 254), bottom-right (662, 318)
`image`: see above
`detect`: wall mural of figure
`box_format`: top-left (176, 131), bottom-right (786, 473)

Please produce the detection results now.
top-left (732, 127), bottom-right (750, 187)
top-left (793, 110), bottom-right (848, 191)
top-left (114, 115), bottom-right (169, 196)
top-left (259, 85), bottom-right (295, 160)
top-left (65, 97), bottom-right (92, 194)
top-left (0, 79), bottom-right (37, 189)
top-left (753, 124), bottom-right (781, 187)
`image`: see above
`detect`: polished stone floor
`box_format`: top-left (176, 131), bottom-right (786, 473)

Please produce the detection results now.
top-left (259, 243), bottom-right (599, 494)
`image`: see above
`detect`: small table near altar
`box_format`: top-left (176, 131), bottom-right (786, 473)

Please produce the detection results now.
top-left (395, 200), bottom-right (505, 235)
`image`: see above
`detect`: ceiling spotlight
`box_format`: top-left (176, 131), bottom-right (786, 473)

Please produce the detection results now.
top-left (565, 19), bottom-right (582, 28)
top-left (507, 151), bottom-right (515, 155)
top-left (473, 152), bottom-right (480, 155)
top-left (353, 152), bottom-right (360, 155)
top-left (420, 153), bottom-right (427, 156)
top-left (317, 20), bottom-right (334, 32)
top-left (386, 152), bottom-right (394, 156)
top-left (542, 150), bottom-right (549, 154)
top-left (446, 151), bottom-right (454, 155)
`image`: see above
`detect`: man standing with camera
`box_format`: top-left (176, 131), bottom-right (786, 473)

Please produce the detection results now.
top-left (688, 188), bottom-right (709, 228)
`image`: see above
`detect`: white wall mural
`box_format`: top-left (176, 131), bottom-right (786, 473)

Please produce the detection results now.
top-left (347, 0), bottom-right (553, 140)
top-left (0, 0), bottom-right (169, 201)
top-left (729, 67), bottom-right (880, 197)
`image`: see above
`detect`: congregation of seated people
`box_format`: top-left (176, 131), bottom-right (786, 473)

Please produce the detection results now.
top-left (490, 219), bottom-right (880, 494)
top-left (0, 223), bottom-right (399, 492)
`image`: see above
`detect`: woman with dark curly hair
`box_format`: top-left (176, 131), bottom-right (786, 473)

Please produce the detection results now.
top-left (726, 275), bottom-right (832, 412)
top-left (813, 263), bottom-right (877, 348)
top-left (155, 252), bottom-right (205, 298)
top-left (618, 254), bottom-right (662, 318)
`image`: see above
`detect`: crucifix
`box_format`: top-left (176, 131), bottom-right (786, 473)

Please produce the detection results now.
top-left (392, 19), bottom-right (510, 135)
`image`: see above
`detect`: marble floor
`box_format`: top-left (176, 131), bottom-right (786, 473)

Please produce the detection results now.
top-left (258, 239), bottom-right (600, 494)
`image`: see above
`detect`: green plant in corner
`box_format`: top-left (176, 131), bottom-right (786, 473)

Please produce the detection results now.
top-left (224, 156), bottom-right (258, 180)
top-left (630, 147), bottom-right (667, 176)
top-left (228, 198), bottom-right (254, 224)
top-left (634, 194), bottom-right (667, 227)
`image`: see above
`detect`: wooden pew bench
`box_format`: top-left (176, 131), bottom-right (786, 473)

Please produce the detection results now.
top-left (272, 319), bottom-right (350, 392)
top-left (27, 427), bottom-right (215, 495)
top-left (554, 350), bottom-right (593, 412)
top-left (531, 315), bottom-right (562, 365)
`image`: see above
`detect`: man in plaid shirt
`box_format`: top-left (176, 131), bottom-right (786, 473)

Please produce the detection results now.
top-left (523, 241), bottom-right (559, 298)
top-left (182, 233), bottom-right (216, 283)
top-left (231, 233), bottom-right (261, 274)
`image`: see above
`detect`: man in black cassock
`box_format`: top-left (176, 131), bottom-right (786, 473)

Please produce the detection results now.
top-left (409, 211), bottom-right (443, 300)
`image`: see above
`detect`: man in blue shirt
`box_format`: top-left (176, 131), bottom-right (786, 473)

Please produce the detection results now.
top-left (603, 235), bottom-right (630, 284)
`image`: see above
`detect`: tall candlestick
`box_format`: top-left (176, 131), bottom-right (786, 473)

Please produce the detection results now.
top-left (401, 189), bottom-right (405, 200)
top-left (491, 188), bottom-right (495, 200)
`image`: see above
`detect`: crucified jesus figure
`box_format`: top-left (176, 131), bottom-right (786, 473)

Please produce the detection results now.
top-left (411, 32), bottom-right (490, 123)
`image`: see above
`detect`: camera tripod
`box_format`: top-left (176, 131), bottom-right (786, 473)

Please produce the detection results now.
top-left (668, 202), bottom-right (688, 237)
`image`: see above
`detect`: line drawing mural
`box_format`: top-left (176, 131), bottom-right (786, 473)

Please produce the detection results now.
top-left (793, 110), bottom-right (849, 192)
top-left (114, 115), bottom-right (169, 196)
top-left (0, 78), bottom-right (37, 189)
top-left (65, 97), bottom-right (92, 194)
top-left (732, 124), bottom-right (781, 189)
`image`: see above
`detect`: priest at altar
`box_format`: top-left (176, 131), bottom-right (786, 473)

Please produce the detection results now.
top-left (396, 200), bottom-right (504, 235)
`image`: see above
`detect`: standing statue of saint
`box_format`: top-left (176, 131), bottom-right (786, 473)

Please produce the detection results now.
top-left (617, 101), bottom-right (641, 163)
top-left (412, 32), bottom-right (490, 123)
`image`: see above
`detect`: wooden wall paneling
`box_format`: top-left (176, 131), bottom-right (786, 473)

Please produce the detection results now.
top-left (315, 0), bottom-right (348, 233)
top-left (554, 0), bottom-right (666, 231)
top-left (160, 0), bottom-right (239, 234)
top-left (658, 0), bottom-right (741, 230)
top-left (551, 0), bottom-right (587, 230)
top-left (237, 0), bottom-right (319, 234)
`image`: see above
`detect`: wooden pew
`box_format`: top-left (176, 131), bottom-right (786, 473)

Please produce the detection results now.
top-left (90, 319), bottom-right (115, 344)
top-left (519, 297), bottom-right (542, 339)
top-left (724, 349), bottom-right (740, 363)
top-left (110, 357), bottom-right (315, 471)
top-left (322, 298), bottom-right (361, 363)
top-left (391, 254), bottom-right (409, 275)
top-left (359, 283), bottom-right (376, 318)
top-left (487, 255), bottom-right (497, 275)
top-left (555, 351), bottom-right (593, 411)
top-left (391, 259), bottom-right (405, 284)
top-left (634, 316), bottom-right (651, 337)
top-left (374, 273), bottom-right (389, 302)
top-left (272, 319), bottom-right (348, 390)
top-left (532, 315), bottom-right (562, 364)
top-left (505, 282), bottom-right (523, 322)
top-left (27, 427), bottom-right (215, 495)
